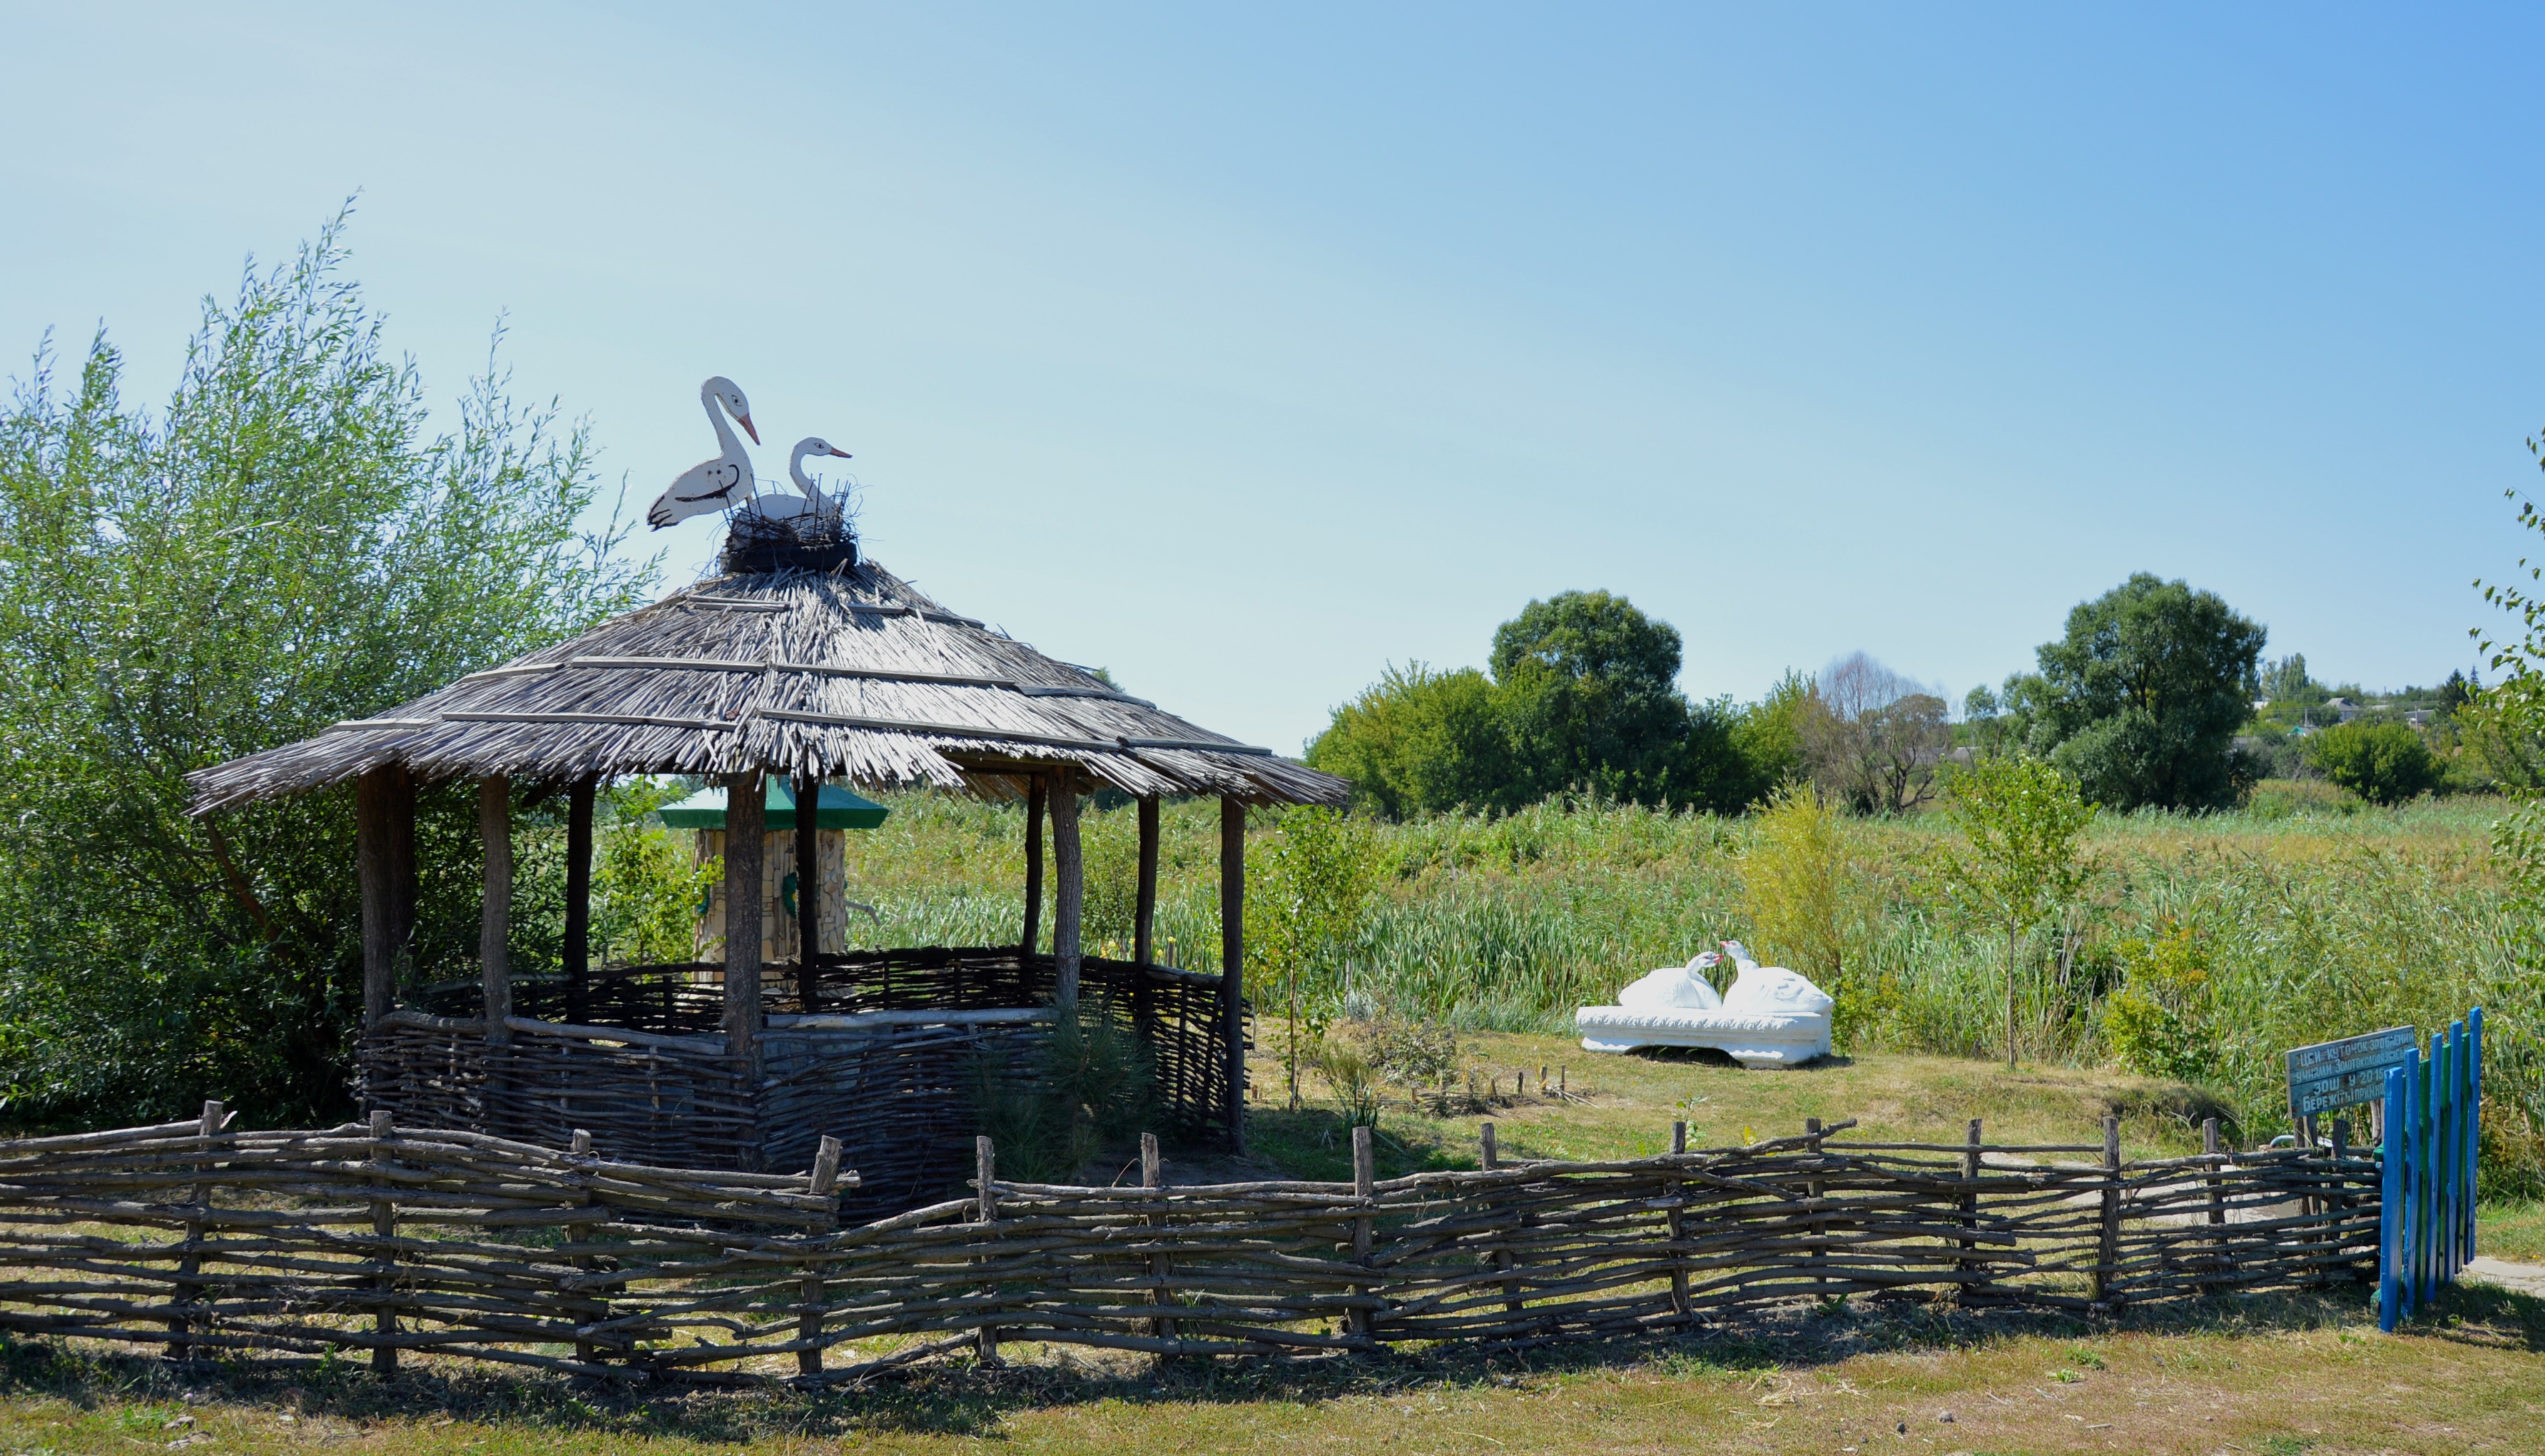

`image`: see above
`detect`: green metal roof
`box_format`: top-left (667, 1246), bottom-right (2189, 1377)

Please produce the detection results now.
top-left (654, 781), bottom-right (891, 831)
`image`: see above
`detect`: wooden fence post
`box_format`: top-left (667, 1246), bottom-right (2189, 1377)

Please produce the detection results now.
top-left (1351, 1125), bottom-right (1375, 1342)
top-left (169, 1099), bottom-right (223, 1362)
top-left (569, 1129), bottom-right (601, 1367)
top-left (2200, 1116), bottom-right (2225, 1296)
top-left (800, 1135), bottom-right (842, 1376)
top-left (1958, 1118), bottom-right (1983, 1303)
top-left (1142, 1131), bottom-right (1174, 1343)
top-left (1483, 1122), bottom-right (1521, 1317)
top-left (1666, 1121), bottom-right (1691, 1321)
top-left (1804, 1117), bottom-right (1827, 1297)
top-left (2378, 1062), bottom-right (2407, 1330)
top-left (975, 1135), bottom-right (1002, 1365)
top-left (368, 1110), bottom-right (399, 1374)
top-left (2329, 1116), bottom-right (2353, 1287)
top-left (2095, 1115), bottom-right (2121, 1307)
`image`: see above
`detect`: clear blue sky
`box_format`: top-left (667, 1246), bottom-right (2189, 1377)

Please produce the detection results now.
top-left (4, 4), bottom-right (2538, 753)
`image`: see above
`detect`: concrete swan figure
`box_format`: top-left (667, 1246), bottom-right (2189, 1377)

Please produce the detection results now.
top-left (646, 377), bottom-right (762, 529)
top-left (1573, 941), bottom-right (1834, 1068)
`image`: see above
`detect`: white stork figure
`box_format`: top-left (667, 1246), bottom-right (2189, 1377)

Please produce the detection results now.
top-left (751, 437), bottom-right (853, 522)
top-left (645, 377), bottom-right (761, 528)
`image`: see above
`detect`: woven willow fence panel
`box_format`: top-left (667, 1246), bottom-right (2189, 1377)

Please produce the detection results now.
top-left (0, 1118), bottom-right (2379, 1386)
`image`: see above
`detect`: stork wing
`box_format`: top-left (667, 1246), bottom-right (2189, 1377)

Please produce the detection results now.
top-left (646, 459), bottom-right (751, 530)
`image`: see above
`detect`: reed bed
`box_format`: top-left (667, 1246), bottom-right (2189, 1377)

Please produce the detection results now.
top-left (0, 1110), bottom-right (2379, 1387)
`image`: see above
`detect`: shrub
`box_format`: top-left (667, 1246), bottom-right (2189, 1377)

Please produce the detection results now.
top-left (2304, 720), bottom-right (2439, 806)
top-left (970, 1009), bottom-right (1155, 1183)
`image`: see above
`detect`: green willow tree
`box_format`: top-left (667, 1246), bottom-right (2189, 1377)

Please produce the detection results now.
top-left (1935, 756), bottom-right (2095, 1068)
top-left (0, 211), bottom-right (654, 1127)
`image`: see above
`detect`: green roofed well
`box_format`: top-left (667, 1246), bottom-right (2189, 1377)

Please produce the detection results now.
top-left (654, 781), bottom-right (891, 831)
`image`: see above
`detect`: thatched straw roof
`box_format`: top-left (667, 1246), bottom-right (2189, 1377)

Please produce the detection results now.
top-left (188, 559), bottom-right (1348, 812)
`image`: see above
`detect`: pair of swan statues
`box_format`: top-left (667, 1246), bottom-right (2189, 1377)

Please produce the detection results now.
top-left (1576, 940), bottom-right (1834, 1068)
top-left (646, 375), bottom-right (852, 531)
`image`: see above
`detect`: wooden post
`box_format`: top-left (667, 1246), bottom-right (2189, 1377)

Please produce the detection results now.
top-left (564, 777), bottom-right (595, 1024)
top-left (1142, 1131), bottom-right (1174, 1342)
top-left (1020, 774), bottom-right (1045, 957)
top-left (2330, 1116), bottom-right (2354, 1287)
top-left (795, 772), bottom-right (822, 1013)
top-left (1804, 1116), bottom-right (1827, 1295)
top-left (1219, 797), bottom-right (1247, 1154)
top-left (357, 767), bottom-right (397, 1029)
top-left (368, 1110), bottom-right (399, 1374)
top-left (387, 766), bottom-right (416, 980)
top-left (2095, 1115), bottom-right (2121, 1306)
top-left (1133, 794), bottom-right (1161, 1040)
top-left (1666, 1120), bottom-right (1691, 1321)
top-left (1050, 769), bottom-right (1083, 1012)
top-left (1483, 1121), bottom-right (1523, 1317)
top-left (1958, 1118), bottom-right (1983, 1302)
top-left (975, 1135), bottom-right (1002, 1365)
top-left (1134, 796), bottom-right (1161, 967)
top-left (479, 776), bottom-right (513, 1050)
top-left (1350, 1124), bottom-right (1376, 1341)
top-left (170, 1098), bottom-right (223, 1361)
top-left (800, 1135), bottom-right (842, 1376)
top-left (570, 1128), bottom-right (599, 1367)
top-left (2201, 1116), bottom-right (2224, 1295)
top-left (723, 770), bottom-right (765, 1061)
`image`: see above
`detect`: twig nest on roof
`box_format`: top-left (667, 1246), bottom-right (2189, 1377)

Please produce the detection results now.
top-left (724, 503), bottom-right (857, 575)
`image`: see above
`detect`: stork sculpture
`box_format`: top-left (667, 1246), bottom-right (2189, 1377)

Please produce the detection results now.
top-left (747, 437), bottom-right (853, 523)
top-left (645, 377), bottom-right (761, 528)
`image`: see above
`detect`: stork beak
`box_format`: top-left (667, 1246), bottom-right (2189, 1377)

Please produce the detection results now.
top-left (830, 447), bottom-right (853, 458)
top-left (739, 414), bottom-right (761, 445)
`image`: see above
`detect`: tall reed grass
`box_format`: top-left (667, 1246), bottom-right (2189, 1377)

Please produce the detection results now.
top-left (828, 789), bottom-right (2540, 1190)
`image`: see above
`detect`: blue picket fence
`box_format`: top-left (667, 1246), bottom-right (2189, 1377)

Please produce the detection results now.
top-left (2378, 1006), bottom-right (2482, 1330)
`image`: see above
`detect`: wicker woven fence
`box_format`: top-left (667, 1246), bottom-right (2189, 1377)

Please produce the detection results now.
top-left (367, 947), bottom-right (1237, 1210)
top-left (0, 1109), bottom-right (2380, 1385)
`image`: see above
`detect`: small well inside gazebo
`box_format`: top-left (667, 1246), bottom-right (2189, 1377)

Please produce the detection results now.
top-left (189, 540), bottom-right (1348, 1213)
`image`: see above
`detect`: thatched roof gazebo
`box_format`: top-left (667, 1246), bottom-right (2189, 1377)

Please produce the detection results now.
top-left (190, 549), bottom-right (1347, 1205)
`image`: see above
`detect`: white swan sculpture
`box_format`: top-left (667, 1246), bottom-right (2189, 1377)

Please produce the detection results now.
top-left (646, 377), bottom-right (762, 528)
top-left (1575, 939), bottom-right (1834, 1068)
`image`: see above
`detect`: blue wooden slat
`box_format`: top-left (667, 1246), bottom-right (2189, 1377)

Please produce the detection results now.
top-left (2380, 1063), bottom-right (2405, 1331)
top-left (2469, 1007), bottom-right (2485, 1260)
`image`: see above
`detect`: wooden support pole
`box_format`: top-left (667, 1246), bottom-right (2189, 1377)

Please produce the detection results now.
top-left (386, 766), bottom-right (415, 985)
top-left (723, 770), bottom-right (765, 1064)
top-left (795, 772), bottom-right (822, 1013)
top-left (1142, 1131), bottom-right (1175, 1342)
top-left (1666, 1120), bottom-right (1690, 1320)
top-left (1351, 1124), bottom-right (1376, 1340)
top-left (368, 1110), bottom-right (398, 1375)
top-left (2095, 1115), bottom-right (2121, 1306)
top-left (1220, 797), bottom-right (1247, 1153)
top-left (1050, 770), bottom-right (1083, 1013)
top-left (975, 1135), bottom-right (1002, 1365)
top-left (357, 767), bottom-right (397, 1029)
top-left (800, 1135), bottom-right (842, 1375)
top-left (479, 776), bottom-right (512, 1046)
top-left (1134, 796), bottom-right (1160, 967)
top-left (1020, 775), bottom-right (1045, 957)
top-left (564, 777), bottom-right (595, 1024)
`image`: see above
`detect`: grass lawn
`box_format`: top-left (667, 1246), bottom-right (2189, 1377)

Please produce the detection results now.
top-left (4, 1036), bottom-right (2540, 1453)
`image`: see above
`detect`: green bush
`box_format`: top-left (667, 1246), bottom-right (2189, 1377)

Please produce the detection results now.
top-left (970, 1009), bottom-right (1155, 1184)
top-left (2304, 720), bottom-right (2441, 806)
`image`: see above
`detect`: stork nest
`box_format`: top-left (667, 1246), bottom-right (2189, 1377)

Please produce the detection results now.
top-left (723, 503), bottom-right (858, 575)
